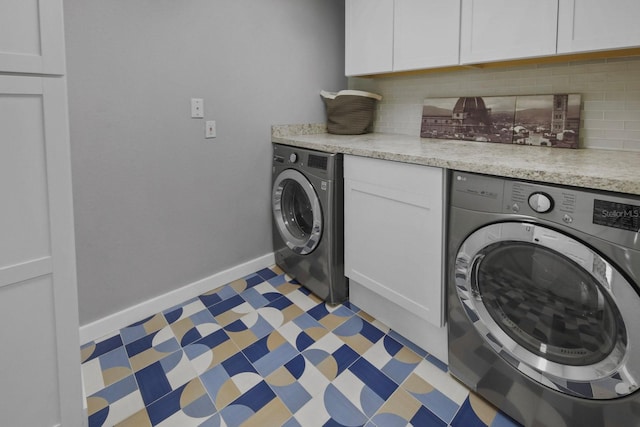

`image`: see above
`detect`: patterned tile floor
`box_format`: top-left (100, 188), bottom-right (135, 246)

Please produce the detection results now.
top-left (81, 265), bottom-right (522, 427)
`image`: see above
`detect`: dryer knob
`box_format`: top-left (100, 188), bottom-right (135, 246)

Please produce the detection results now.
top-left (289, 153), bottom-right (298, 163)
top-left (528, 192), bottom-right (554, 213)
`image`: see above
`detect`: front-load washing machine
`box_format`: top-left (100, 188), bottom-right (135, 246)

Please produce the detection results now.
top-left (271, 143), bottom-right (347, 304)
top-left (448, 171), bottom-right (640, 427)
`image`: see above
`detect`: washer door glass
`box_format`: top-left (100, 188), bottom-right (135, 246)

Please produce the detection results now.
top-left (475, 241), bottom-right (620, 366)
top-left (455, 222), bottom-right (640, 399)
top-left (272, 169), bottom-right (322, 255)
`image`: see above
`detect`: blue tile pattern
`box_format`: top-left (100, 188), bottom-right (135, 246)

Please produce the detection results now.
top-left (80, 265), bottom-right (522, 426)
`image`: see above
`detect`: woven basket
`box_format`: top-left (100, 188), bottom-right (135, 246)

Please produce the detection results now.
top-left (321, 90), bottom-right (382, 135)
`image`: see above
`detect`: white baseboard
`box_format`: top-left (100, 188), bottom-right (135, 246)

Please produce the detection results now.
top-left (79, 253), bottom-right (275, 344)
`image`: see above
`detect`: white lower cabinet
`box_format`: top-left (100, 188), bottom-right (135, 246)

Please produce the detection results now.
top-left (344, 155), bottom-right (448, 361)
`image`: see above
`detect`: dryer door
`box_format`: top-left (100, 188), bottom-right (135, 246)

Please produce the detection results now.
top-left (272, 169), bottom-right (323, 255)
top-left (454, 221), bottom-right (640, 399)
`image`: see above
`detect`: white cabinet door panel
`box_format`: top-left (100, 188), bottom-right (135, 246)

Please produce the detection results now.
top-left (0, 0), bottom-right (65, 74)
top-left (344, 156), bottom-right (445, 327)
top-left (557, 0), bottom-right (640, 53)
top-left (345, 0), bottom-right (394, 76)
top-left (0, 0), bottom-right (80, 424)
top-left (394, 0), bottom-right (461, 71)
top-left (0, 75), bottom-right (82, 427)
top-left (0, 82), bottom-right (51, 269)
top-left (460, 0), bottom-right (558, 64)
top-left (0, 275), bottom-right (61, 426)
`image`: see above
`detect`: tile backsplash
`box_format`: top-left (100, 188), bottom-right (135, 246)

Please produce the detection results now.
top-left (349, 56), bottom-right (640, 152)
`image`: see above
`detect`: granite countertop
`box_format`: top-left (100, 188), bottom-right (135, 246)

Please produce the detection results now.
top-left (272, 124), bottom-right (640, 196)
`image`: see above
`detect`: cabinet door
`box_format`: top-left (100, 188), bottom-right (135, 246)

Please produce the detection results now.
top-left (0, 0), bottom-right (65, 74)
top-left (557, 0), bottom-right (640, 53)
top-left (345, 0), bottom-right (394, 76)
top-left (0, 75), bottom-right (82, 426)
top-left (394, 0), bottom-right (461, 71)
top-left (460, 0), bottom-right (558, 64)
top-left (344, 156), bottom-right (445, 327)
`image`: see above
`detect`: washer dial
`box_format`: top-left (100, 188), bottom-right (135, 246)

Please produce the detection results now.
top-left (528, 192), bottom-right (554, 213)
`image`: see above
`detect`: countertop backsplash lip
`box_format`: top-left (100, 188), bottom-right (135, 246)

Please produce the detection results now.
top-left (271, 124), bottom-right (640, 196)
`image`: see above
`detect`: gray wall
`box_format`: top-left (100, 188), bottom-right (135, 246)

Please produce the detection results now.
top-left (64, 0), bottom-right (346, 326)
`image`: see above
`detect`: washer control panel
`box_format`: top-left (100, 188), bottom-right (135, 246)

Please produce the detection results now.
top-left (593, 199), bottom-right (640, 232)
top-left (451, 170), bottom-right (640, 248)
top-left (508, 181), bottom-right (577, 222)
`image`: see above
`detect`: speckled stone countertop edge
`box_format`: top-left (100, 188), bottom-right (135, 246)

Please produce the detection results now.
top-left (271, 123), bottom-right (327, 138)
top-left (271, 124), bottom-right (640, 196)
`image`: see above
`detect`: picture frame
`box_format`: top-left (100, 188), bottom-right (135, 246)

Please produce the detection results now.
top-left (420, 94), bottom-right (581, 148)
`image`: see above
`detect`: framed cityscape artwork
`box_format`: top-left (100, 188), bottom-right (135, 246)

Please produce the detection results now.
top-left (420, 94), bottom-right (581, 148)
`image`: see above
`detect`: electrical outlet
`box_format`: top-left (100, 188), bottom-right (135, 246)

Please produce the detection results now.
top-left (205, 120), bottom-right (216, 138)
top-left (191, 98), bottom-right (204, 118)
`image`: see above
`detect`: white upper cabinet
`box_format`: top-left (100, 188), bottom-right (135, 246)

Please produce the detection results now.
top-left (394, 0), bottom-right (461, 71)
top-left (460, 0), bottom-right (558, 64)
top-left (557, 0), bottom-right (640, 54)
top-left (0, 0), bottom-right (66, 74)
top-left (347, 0), bottom-right (640, 76)
top-left (346, 0), bottom-right (461, 76)
top-left (345, 0), bottom-right (394, 76)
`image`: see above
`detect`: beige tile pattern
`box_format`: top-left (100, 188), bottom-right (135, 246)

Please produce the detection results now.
top-left (378, 387), bottom-right (425, 419)
top-left (115, 409), bottom-right (152, 427)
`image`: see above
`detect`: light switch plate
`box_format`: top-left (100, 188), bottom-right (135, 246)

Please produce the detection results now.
top-left (191, 98), bottom-right (204, 118)
top-left (205, 120), bottom-right (216, 138)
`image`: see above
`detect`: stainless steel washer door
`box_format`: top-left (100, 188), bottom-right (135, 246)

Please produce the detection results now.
top-left (455, 222), bottom-right (640, 399)
top-left (272, 169), bottom-right (323, 255)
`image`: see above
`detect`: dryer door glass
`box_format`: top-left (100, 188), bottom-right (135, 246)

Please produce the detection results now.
top-left (272, 169), bottom-right (323, 255)
top-left (281, 180), bottom-right (314, 239)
